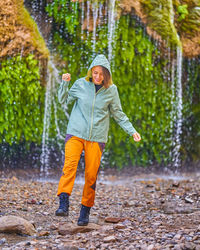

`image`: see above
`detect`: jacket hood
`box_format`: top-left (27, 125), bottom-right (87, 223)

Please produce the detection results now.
top-left (85, 54), bottom-right (113, 85)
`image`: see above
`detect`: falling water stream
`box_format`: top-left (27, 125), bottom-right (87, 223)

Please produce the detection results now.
top-left (92, 2), bottom-right (98, 53)
top-left (172, 47), bottom-right (183, 169)
top-left (107, 0), bottom-right (116, 61)
top-left (40, 60), bottom-right (67, 176)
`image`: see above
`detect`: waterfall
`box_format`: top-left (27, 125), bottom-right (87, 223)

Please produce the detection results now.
top-left (92, 2), bottom-right (98, 53)
top-left (169, 0), bottom-right (174, 24)
top-left (40, 63), bottom-right (52, 174)
top-left (108, 0), bottom-right (116, 62)
top-left (81, 0), bottom-right (85, 39)
top-left (40, 60), bottom-right (67, 175)
top-left (172, 47), bottom-right (183, 169)
top-left (86, 0), bottom-right (90, 37)
top-left (168, 0), bottom-right (183, 169)
top-left (99, 3), bottom-right (104, 26)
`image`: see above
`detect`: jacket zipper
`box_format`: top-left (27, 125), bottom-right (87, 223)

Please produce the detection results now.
top-left (89, 93), bottom-right (95, 140)
top-left (89, 86), bottom-right (104, 140)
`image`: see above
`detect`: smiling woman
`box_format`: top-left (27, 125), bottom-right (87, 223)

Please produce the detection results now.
top-left (55, 54), bottom-right (141, 226)
top-left (92, 66), bottom-right (111, 89)
top-left (92, 66), bottom-right (104, 85)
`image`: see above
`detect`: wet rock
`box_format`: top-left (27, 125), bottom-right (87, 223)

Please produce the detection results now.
top-left (27, 199), bottom-right (37, 204)
top-left (173, 234), bottom-right (182, 240)
top-left (103, 235), bottom-right (116, 243)
top-left (38, 230), bottom-right (50, 236)
top-left (184, 242), bottom-right (196, 249)
top-left (114, 223), bottom-right (126, 229)
top-left (50, 223), bottom-right (59, 230)
top-left (173, 245), bottom-right (183, 250)
top-left (147, 244), bottom-right (156, 250)
top-left (162, 202), bottom-right (197, 214)
top-left (104, 217), bottom-right (122, 223)
top-left (123, 201), bottom-right (135, 207)
top-left (0, 238), bottom-right (6, 245)
top-left (99, 225), bottom-right (114, 233)
top-left (89, 216), bottom-right (99, 224)
top-left (184, 197), bottom-right (194, 203)
top-left (0, 215), bottom-right (36, 236)
top-left (172, 182), bottom-right (180, 187)
top-left (58, 223), bottom-right (100, 235)
top-left (57, 242), bottom-right (79, 250)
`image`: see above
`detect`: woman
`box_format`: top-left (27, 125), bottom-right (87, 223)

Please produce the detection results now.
top-left (55, 54), bottom-right (141, 226)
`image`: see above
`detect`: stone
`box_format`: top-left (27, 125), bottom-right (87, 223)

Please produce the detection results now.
top-left (103, 236), bottom-right (116, 243)
top-left (147, 244), bottom-right (156, 250)
top-left (184, 197), bottom-right (194, 203)
top-left (184, 242), bottom-right (196, 249)
top-left (105, 217), bottom-right (123, 223)
top-left (100, 225), bottom-right (114, 233)
top-left (58, 223), bottom-right (100, 235)
top-left (0, 215), bottom-right (36, 236)
top-left (0, 238), bottom-right (6, 245)
top-left (38, 230), bottom-right (50, 236)
top-left (123, 201), bottom-right (135, 207)
top-left (114, 223), bottom-right (126, 229)
top-left (58, 243), bottom-right (79, 250)
top-left (173, 234), bottom-right (182, 240)
top-left (50, 224), bottom-right (58, 230)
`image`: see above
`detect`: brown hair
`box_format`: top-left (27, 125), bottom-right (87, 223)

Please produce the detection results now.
top-left (90, 66), bottom-right (111, 89)
top-left (101, 66), bottom-right (111, 88)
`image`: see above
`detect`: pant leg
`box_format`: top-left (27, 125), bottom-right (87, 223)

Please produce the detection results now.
top-left (57, 136), bottom-right (84, 196)
top-left (81, 141), bottom-right (103, 207)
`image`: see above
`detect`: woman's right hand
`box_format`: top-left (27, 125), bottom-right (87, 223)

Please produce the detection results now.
top-left (62, 73), bottom-right (71, 82)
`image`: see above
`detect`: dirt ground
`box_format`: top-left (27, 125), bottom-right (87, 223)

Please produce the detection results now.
top-left (0, 169), bottom-right (200, 249)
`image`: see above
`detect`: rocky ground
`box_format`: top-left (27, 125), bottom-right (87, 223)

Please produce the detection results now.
top-left (0, 170), bottom-right (200, 250)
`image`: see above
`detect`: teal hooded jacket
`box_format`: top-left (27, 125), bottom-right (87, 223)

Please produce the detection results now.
top-left (58, 54), bottom-right (137, 143)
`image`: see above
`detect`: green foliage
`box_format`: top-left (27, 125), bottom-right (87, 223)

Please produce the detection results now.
top-left (182, 57), bottom-right (200, 162)
top-left (46, 0), bottom-right (79, 34)
top-left (177, 4), bottom-right (189, 21)
top-left (0, 55), bottom-right (44, 145)
top-left (178, 4), bottom-right (200, 35)
top-left (107, 16), bottom-right (172, 168)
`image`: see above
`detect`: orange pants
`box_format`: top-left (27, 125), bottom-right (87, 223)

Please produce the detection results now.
top-left (57, 135), bottom-right (104, 207)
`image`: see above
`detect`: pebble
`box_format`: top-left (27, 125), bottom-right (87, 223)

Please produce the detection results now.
top-left (0, 238), bottom-right (6, 245)
top-left (103, 235), bottom-right (116, 243)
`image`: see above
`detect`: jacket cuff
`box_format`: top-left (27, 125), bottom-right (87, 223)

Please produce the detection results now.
top-left (129, 128), bottom-right (137, 136)
top-left (61, 79), bottom-right (70, 88)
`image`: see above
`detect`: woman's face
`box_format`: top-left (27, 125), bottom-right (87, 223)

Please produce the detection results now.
top-left (92, 66), bottom-right (104, 85)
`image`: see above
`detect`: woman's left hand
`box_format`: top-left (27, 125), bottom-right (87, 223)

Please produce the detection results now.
top-left (133, 132), bottom-right (141, 142)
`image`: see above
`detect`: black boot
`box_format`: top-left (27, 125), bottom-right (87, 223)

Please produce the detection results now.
top-left (55, 192), bottom-right (69, 216)
top-left (77, 205), bottom-right (91, 226)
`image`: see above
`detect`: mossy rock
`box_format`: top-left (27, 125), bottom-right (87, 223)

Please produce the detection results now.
top-left (119, 0), bottom-right (200, 57)
top-left (0, 0), bottom-right (49, 59)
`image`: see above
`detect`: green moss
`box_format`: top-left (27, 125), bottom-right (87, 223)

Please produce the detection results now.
top-left (140, 0), bottom-right (182, 47)
top-left (0, 54), bottom-right (45, 145)
top-left (17, 0), bottom-right (49, 59)
top-left (178, 4), bottom-right (200, 35)
top-left (177, 4), bottom-right (189, 21)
